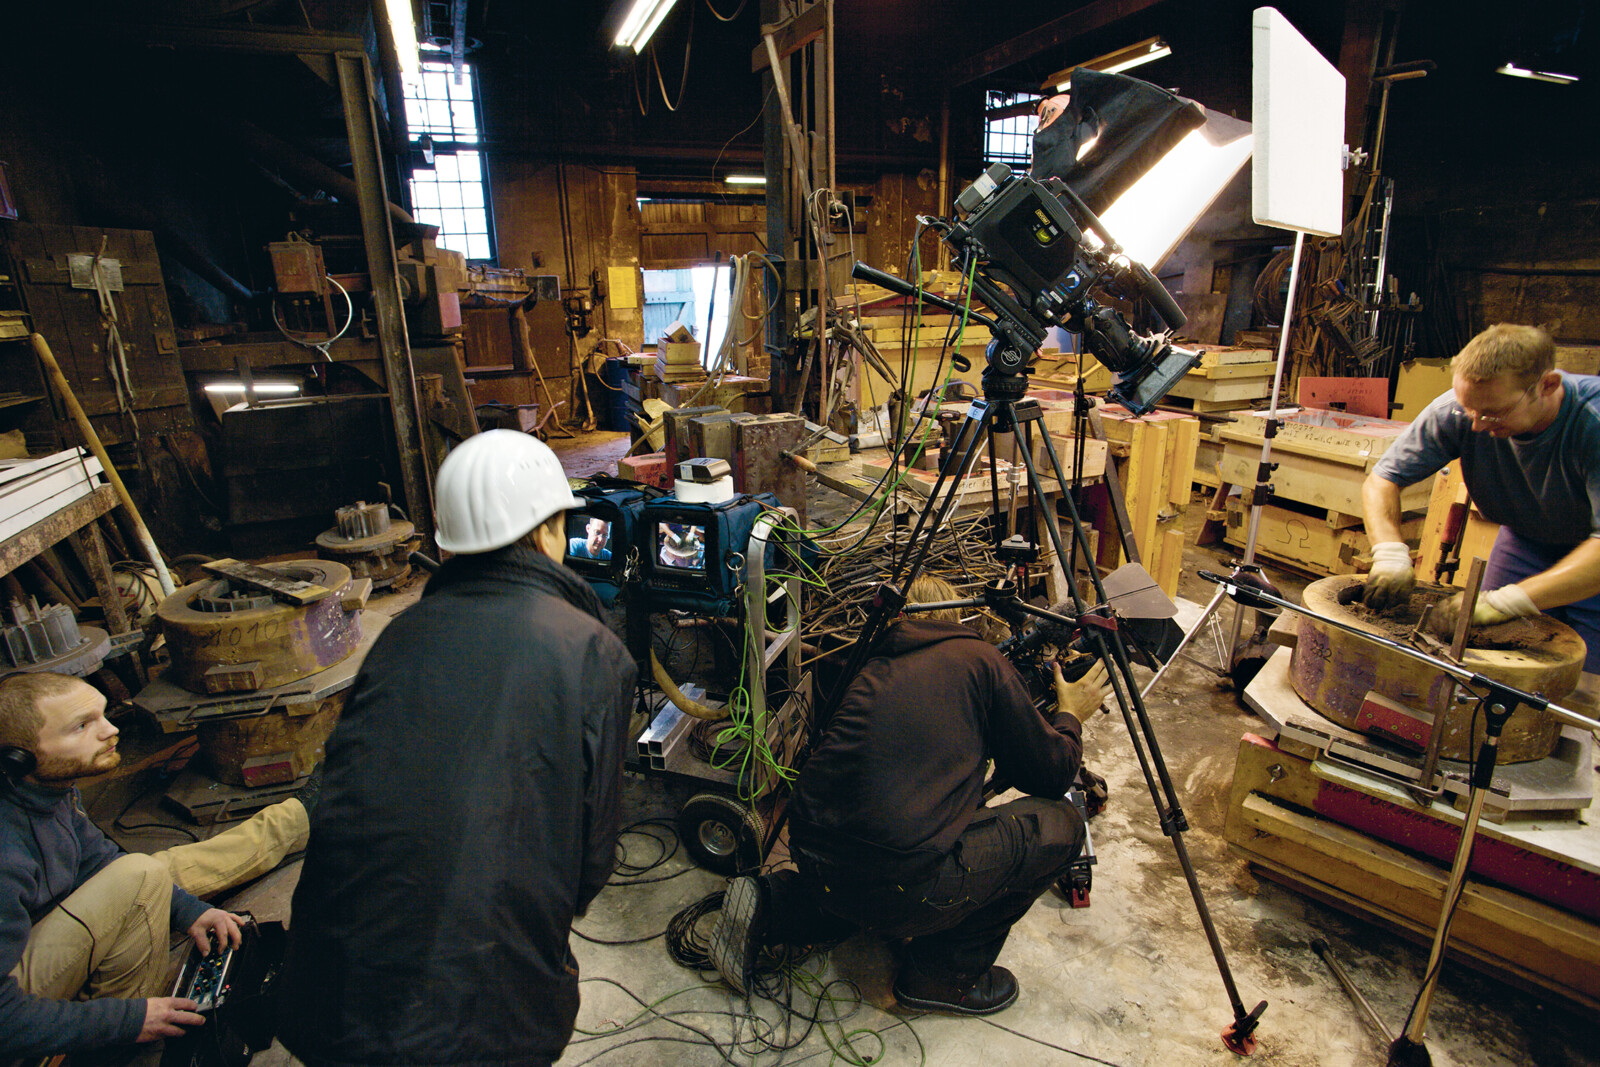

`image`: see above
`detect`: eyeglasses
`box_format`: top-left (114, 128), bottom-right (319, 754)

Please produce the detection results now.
top-left (1448, 382), bottom-right (1538, 426)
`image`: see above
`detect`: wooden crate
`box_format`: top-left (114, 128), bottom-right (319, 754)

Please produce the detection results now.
top-left (1165, 365), bottom-right (1277, 411)
top-left (1216, 407), bottom-right (1432, 521)
top-left (1030, 434), bottom-right (1107, 482)
top-left (1225, 733), bottom-right (1600, 1011)
top-left (1221, 494), bottom-right (1422, 577)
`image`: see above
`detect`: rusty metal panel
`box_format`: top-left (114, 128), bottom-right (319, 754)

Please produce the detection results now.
top-left (663, 405), bottom-right (727, 467)
top-left (734, 412), bottom-right (805, 521)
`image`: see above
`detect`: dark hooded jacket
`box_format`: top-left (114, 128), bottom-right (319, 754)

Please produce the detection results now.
top-left (276, 546), bottom-right (636, 1067)
top-left (788, 619), bottom-right (1082, 886)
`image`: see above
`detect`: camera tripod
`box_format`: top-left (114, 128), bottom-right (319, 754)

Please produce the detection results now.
top-left (817, 267), bottom-right (1267, 1054)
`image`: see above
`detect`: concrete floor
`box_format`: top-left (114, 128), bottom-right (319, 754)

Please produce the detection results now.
top-left (135, 429), bottom-right (1595, 1067)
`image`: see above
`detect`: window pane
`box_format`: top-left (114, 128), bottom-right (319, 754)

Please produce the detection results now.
top-left (406, 59), bottom-right (492, 262)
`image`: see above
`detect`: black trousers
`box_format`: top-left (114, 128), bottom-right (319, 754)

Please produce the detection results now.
top-left (770, 797), bottom-right (1086, 979)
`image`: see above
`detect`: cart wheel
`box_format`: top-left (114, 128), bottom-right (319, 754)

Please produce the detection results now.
top-left (678, 792), bottom-right (765, 875)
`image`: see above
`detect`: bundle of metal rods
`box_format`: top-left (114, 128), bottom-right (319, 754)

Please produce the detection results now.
top-left (797, 508), bottom-right (1020, 668)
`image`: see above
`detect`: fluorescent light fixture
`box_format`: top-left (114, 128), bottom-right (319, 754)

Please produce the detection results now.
top-left (725, 174), bottom-right (767, 185)
top-left (1049, 37), bottom-right (1172, 92)
top-left (1095, 110), bottom-right (1253, 268)
top-left (615, 0), bottom-right (678, 52)
top-left (383, 0), bottom-right (421, 84)
top-left (204, 381), bottom-right (302, 395)
top-left (1496, 61), bottom-right (1578, 84)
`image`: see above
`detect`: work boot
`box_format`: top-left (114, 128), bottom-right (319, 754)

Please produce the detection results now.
top-left (893, 963), bottom-right (1019, 1016)
top-left (708, 875), bottom-right (766, 996)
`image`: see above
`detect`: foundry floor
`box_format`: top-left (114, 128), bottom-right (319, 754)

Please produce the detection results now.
top-left (105, 429), bottom-right (1596, 1067)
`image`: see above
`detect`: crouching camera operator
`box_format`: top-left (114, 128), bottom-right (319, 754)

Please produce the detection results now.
top-left (710, 575), bottom-right (1108, 1015)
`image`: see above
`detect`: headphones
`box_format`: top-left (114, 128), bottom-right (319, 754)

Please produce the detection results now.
top-left (0, 744), bottom-right (36, 784)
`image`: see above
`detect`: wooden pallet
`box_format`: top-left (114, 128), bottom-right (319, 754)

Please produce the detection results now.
top-left (1225, 732), bottom-right (1600, 1011)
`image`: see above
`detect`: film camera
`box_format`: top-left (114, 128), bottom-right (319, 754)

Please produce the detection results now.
top-left (870, 161), bottom-right (1199, 414)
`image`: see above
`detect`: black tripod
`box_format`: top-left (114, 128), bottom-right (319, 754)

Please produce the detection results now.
top-left (819, 267), bottom-right (1267, 1053)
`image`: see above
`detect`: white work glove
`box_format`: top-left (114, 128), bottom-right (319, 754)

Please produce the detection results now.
top-left (1053, 659), bottom-right (1110, 723)
top-left (1428, 584), bottom-right (1539, 636)
top-left (1362, 541), bottom-right (1416, 611)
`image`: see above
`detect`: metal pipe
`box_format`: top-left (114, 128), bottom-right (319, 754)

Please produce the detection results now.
top-left (1311, 938), bottom-right (1394, 1043)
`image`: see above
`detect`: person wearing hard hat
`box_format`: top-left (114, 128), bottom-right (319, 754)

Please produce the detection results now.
top-left (276, 430), bottom-right (637, 1067)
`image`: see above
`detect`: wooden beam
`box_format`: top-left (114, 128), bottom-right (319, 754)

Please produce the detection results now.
top-left (947, 0), bottom-right (1168, 87)
top-left (751, 3), bottom-right (827, 73)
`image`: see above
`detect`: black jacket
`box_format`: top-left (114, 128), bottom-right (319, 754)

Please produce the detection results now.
top-left (276, 546), bottom-right (636, 1067)
top-left (789, 619), bottom-right (1082, 885)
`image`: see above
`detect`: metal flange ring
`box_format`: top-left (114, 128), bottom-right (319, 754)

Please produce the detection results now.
top-left (156, 559), bottom-right (363, 694)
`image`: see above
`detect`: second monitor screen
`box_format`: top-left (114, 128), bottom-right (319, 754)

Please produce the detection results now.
top-left (658, 521), bottom-right (707, 570)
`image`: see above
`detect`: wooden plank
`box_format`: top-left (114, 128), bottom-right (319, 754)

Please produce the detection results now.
top-left (1199, 347), bottom-right (1277, 368)
top-left (1233, 793), bottom-right (1600, 1008)
top-left (1166, 417), bottom-right (1199, 509)
top-left (1222, 497), bottom-right (1424, 578)
top-left (1185, 360), bottom-right (1279, 381)
top-left (1167, 375), bottom-right (1276, 402)
top-left (1032, 434), bottom-right (1107, 481)
top-left (1216, 437), bottom-right (1434, 517)
top-left (67, 524), bottom-right (129, 635)
top-left (1154, 527), bottom-right (1185, 601)
top-left (1131, 423), bottom-right (1166, 566)
top-left (200, 558), bottom-right (332, 606)
top-left (749, 2), bottom-right (826, 72)
top-left (0, 484), bottom-right (117, 579)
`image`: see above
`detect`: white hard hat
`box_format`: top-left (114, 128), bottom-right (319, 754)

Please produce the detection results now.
top-left (433, 430), bottom-right (581, 554)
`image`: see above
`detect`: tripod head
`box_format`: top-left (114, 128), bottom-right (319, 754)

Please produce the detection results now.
top-left (851, 163), bottom-right (1201, 412)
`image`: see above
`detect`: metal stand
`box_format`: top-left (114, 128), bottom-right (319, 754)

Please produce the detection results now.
top-left (1198, 569), bottom-right (1600, 1062)
top-left (1145, 231), bottom-right (1309, 695)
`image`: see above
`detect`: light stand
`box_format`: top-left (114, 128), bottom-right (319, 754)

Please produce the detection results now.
top-left (1140, 216), bottom-right (1308, 701)
top-left (1198, 569), bottom-right (1600, 1064)
top-left (819, 260), bottom-right (1268, 1053)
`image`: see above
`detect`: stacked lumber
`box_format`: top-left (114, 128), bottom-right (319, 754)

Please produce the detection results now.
top-left (654, 321), bottom-right (707, 384)
top-left (1097, 408), bottom-right (1200, 599)
top-left (1164, 346), bottom-right (1280, 412)
top-left (0, 449), bottom-right (107, 543)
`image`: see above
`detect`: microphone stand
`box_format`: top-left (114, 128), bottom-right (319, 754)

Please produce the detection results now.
top-left (1198, 570), bottom-right (1600, 1065)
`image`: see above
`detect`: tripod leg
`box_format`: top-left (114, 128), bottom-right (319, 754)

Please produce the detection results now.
top-left (1023, 420), bottom-right (1267, 1050)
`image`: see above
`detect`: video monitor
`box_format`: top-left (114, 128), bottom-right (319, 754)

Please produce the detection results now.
top-left (566, 512), bottom-right (615, 563)
top-left (656, 521), bottom-right (708, 572)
